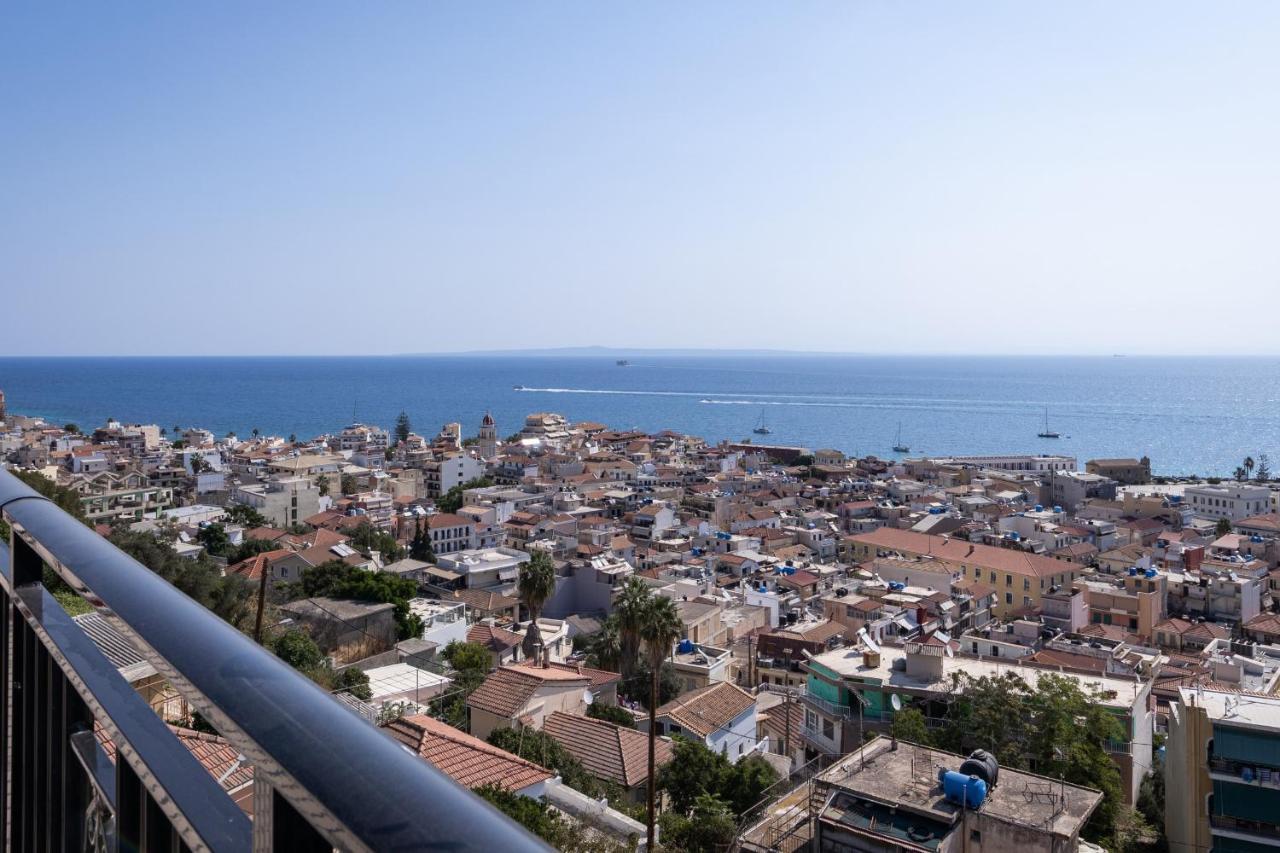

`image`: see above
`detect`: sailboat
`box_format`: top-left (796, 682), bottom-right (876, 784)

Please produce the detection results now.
top-left (892, 422), bottom-right (910, 453)
top-left (752, 409), bottom-right (772, 435)
top-left (1037, 408), bottom-right (1060, 439)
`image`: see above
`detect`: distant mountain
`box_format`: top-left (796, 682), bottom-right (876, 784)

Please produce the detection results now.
top-left (420, 345), bottom-right (861, 358)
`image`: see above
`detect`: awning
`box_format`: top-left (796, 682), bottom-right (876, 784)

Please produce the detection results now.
top-left (425, 566), bottom-right (462, 581)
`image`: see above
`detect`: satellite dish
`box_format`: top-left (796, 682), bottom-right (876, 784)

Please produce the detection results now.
top-left (582, 689), bottom-right (595, 706)
top-left (890, 694), bottom-right (903, 712)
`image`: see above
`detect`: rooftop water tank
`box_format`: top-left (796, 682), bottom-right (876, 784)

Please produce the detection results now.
top-left (1145, 568), bottom-right (1158, 579)
top-left (1128, 567), bottom-right (1138, 576)
top-left (1053, 506), bottom-right (1063, 513)
top-left (938, 769), bottom-right (988, 809)
top-left (1034, 504), bottom-right (1044, 512)
top-left (960, 750), bottom-right (1000, 788)
top-left (677, 639), bottom-right (695, 654)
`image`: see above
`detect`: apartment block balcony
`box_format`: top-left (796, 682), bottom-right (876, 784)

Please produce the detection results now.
top-left (0, 469), bottom-right (544, 851)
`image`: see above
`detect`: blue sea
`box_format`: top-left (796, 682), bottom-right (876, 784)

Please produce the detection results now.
top-left (1, 355), bottom-right (1278, 478)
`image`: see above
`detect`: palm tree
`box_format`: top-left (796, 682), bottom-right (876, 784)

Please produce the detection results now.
top-left (517, 550), bottom-right (557, 661)
top-left (1235, 466), bottom-right (1248, 482)
top-left (1245, 457), bottom-right (1255, 480)
top-left (615, 577), bottom-right (651, 680)
top-left (587, 615), bottom-right (623, 673)
top-left (640, 594), bottom-right (683, 852)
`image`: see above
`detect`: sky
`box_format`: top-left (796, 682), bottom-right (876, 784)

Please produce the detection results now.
top-left (3, 3), bottom-right (1279, 356)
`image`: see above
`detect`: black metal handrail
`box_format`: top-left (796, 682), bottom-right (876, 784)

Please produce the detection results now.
top-left (0, 468), bottom-right (548, 851)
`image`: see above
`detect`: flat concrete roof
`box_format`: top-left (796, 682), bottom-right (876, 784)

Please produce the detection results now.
top-left (819, 737), bottom-right (1102, 839)
top-left (807, 645), bottom-right (1144, 711)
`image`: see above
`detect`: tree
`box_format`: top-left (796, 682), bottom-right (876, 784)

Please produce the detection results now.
top-left (1245, 456), bottom-right (1256, 480)
top-left (289, 433), bottom-right (297, 444)
top-left (315, 475), bottom-right (330, 497)
top-left (291, 559), bottom-right (422, 640)
top-left (639, 593), bottom-right (683, 851)
top-left (586, 702), bottom-right (635, 728)
top-left (333, 666), bottom-right (372, 701)
top-left (409, 517), bottom-right (435, 563)
top-left (272, 629), bottom-right (323, 670)
top-left (344, 520), bottom-right (405, 562)
top-left (63, 423), bottom-right (80, 434)
top-left (395, 411), bottom-right (412, 445)
top-left (488, 727), bottom-right (601, 797)
top-left (931, 672), bottom-right (1125, 844)
top-left (11, 470), bottom-right (87, 521)
top-left (720, 755), bottom-right (781, 816)
top-left (196, 523), bottom-right (231, 557)
top-left (658, 793), bottom-right (737, 853)
top-left (890, 706), bottom-right (933, 746)
top-left (224, 503), bottom-right (268, 529)
top-left (585, 615), bottom-right (622, 673)
top-left (340, 473), bottom-right (358, 495)
top-left (660, 737), bottom-right (730, 814)
top-left (1257, 453), bottom-right (1272, 482)
top-left (1216, 517), bottom-right (1234, 537)
top-left (231, 538), bottom-right (279, 564)
top-left (517, 551), bottom-right (557, 659)
top-left (436, 477), bottom-right (494, 514)
top-left (620, 660), bottom-right (680, 710)
top-left (442, 640), bottom-right (492, 676)
top-left (614, 577), bottom-right (651, 680)
top-left (251, 428), bottom-right (259, 438)
top-left (473, 785), bottom-right (635, 853)
top-left (1235, 466), bottom-right (1248, 482)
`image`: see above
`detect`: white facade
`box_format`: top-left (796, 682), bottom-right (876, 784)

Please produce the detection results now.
top-left (1185, 483), bottom-right (1270, 521)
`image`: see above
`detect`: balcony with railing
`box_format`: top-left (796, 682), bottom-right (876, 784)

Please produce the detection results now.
top-left (0, 469), bottom-right (545, 851)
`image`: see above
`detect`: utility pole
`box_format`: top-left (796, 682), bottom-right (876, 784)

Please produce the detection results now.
top-left (253, 559), bottom-right (269, 644)
top-left (783, 651), bottom-right (792, 761)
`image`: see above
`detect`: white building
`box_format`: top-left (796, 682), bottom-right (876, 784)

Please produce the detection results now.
top-left (1186, 483), bottom-right (1271, 522)
top-left (230, 476), bottom-right (320, 528)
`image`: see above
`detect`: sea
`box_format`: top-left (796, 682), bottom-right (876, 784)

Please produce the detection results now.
top-left (1, 354), bottom-right (1278, 478)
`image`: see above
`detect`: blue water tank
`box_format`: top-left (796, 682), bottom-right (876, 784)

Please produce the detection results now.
top-left (938, 770), bottom-right (988, 809)
top-left (1053, 505), bottom-right (1063, 513)
top-left (1034, 504), bottom-right (1044, 512)
top-left (1145, 568), bottom-right (1158, 579)
top-left (1128, 567), bottom-right (1138, 576)
top-left (677, 639), bottom-right (695, 654)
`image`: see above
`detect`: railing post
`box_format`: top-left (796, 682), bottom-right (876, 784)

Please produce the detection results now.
top-left (252, 779), bottom-right (332, 852)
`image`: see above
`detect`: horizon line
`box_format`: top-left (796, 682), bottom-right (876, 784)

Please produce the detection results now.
top-left (0, 351), bottom-right (1277, 359)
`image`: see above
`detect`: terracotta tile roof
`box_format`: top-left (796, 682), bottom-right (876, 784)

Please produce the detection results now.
top-left (850, 528), bottom-right (1074, 578)
top-left (96, 723), bottom-right (254, 810)
top-left (1026, 649), bottom-right (1108, 674)
top-left (1245, 612), bottom-right (1280, 636)
top-left (467, 664), bottom-right (590, 718)
top-left (758, 701), bottom-right (806, 744)
top-left (226, 549), bottom-right (293, 580)
top-left (778, 570), bottom-right (819, 589)
top-left (467, 623), bottom-right (523, 652)
top-left (244, 526), bottom-right (289, 542)
top-left (546, 660), bottom-right (621, 688)
top-left (427, 513), bottom-right (472, 529)
top-left (543, 711), bottom-right (671, 787)
top-left (384, 714), bottom-right (552, 792)
top-left (654, 682), bottom-right (755, 739)
top-left (452, 588), bottom-right (518, 612)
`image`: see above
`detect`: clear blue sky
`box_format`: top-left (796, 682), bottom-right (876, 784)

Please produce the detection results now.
top-left (3, 3), bottom-right (1279, 356)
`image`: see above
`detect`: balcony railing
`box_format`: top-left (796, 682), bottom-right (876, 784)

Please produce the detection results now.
top-left (0, 469), bottom-right (546, 851)
top-left (1211, 814), bottom-right (1280, 840)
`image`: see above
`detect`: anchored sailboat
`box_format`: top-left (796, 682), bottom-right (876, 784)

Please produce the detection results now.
top-left (892, 422), bottom-right (910, 453)
top-left (1038, 408), bottom-right (1060, 439)
top-left (753, 409), bottom-right (771, 435)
